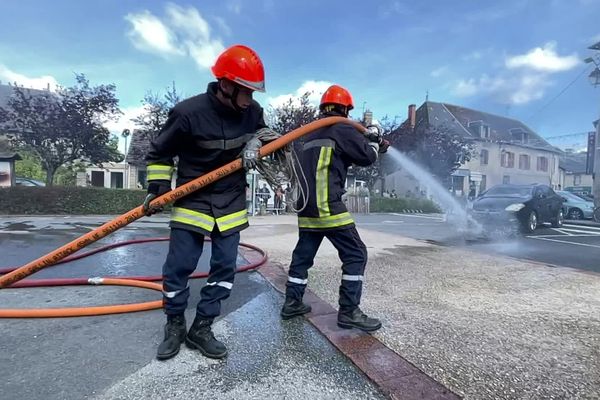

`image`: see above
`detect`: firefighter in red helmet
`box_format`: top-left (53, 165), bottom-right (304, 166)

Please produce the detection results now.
top-left (281, 84), bottom-right (389, 332)
top-left (144, 44), bottom-right (274, 360)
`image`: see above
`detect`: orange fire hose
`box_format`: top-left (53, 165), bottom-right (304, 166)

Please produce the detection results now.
top-left (0, 117), bottom-right (366, 318)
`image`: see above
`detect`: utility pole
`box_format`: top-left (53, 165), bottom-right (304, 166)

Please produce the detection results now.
top-left (584, 41), bottom-right (600, 208)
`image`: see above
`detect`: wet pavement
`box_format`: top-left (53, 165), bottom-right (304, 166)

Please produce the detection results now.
top-left (0, 216), bottom-right (386, 400)
top-left (3, 213), bottom-right (600, 399)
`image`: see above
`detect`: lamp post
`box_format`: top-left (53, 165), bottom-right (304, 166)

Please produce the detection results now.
top-left (585, 42), bottom-right (600, 208)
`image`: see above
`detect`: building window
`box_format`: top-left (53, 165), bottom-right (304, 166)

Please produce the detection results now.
top-left (519, 154), bottom-right (530, 170)
top-left (110, 172), bottom-right (124, 189)
top-left (537, 156), bottom-right (548, 172)
top-left (480, 149), bottom-right (489, 165)
top-left (480, 175), bottom-right (487, 192)
top-left (91, 171), bottom-right (104, 187)
top-left (481, 125), bottom-right (490, 139)
top-left (574, 174), bottom-right (582, 185)
top-left (501, 151), bottom-right (514, 168)
top-left (503, 175), bottom-right (511, 184)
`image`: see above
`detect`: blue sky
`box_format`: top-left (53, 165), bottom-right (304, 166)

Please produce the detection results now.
top-left (1, 0), bottom-right (599, 152)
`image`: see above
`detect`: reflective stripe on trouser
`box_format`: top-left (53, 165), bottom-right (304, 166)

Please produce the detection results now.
top-left (196, 229), bottom-right (240, 319)
top-left (147, 163), bottom-right (174, 181)
top-left (162, 228), bottom-right (206, 315)
top-left (285, 227), bottom-right (367, 313)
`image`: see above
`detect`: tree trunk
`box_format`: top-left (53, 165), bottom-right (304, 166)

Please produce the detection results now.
top-left (45, 168), bottom-right (56, 186)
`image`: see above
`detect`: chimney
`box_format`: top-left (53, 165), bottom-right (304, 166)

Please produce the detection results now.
top-left (363, 110), bottom-right (373, 126)
top-left (408, 104), bottom-right (416, 129)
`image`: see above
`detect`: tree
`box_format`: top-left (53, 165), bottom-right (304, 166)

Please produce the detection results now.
top-left (389, 121), bottom-right (475, 185)
top-left (351, 115), bottom-right (401, 192)
top-left (0, 74), bottom-right (123, 185)
top-left (132, 82), bottom-right (182, 141)
top-left (266, 92), bottom-right (318, 136)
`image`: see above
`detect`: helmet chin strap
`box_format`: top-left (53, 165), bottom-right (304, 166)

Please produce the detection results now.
top-left (218, 82), bottom-right (245, 113)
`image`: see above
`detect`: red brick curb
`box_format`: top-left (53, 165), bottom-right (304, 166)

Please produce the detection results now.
top-left (257, 261), bottom-right (461, 400)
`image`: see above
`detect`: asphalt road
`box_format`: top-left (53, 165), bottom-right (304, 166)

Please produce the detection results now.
top-left (355, 213), bottom-right (600, 273)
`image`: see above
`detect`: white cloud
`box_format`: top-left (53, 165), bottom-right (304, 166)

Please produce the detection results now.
top-left (506, 42), bottom-right (579, 72)
top-left (0, 64), bottom-right (59, 91)
top-left (452, 73), bottom-right (550, 105)
top-left (592, 33), bottom-right (600, 43)
top-left (430, 66), bottom-right (449, 78)
top-left (227, 0), bottom-right (242, 14)
top-left (268, 80), bottom-right (332, 109)
top-left (124, 10), bottom-right (184, 57)
top-left (165, 4), bottom-right (224, 69)
top-left (124, 4), bottom-right (224, 70)
top-left (378, 1), bottom-right (412, 18)
top-left (213, 16), bottom-right (232, 36)
top-left (103, 105), bottom-right (146, 135)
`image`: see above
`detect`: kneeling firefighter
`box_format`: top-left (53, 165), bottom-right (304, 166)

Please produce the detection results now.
top-left (143, 44), bottom-right (275, 360)
top-left (281, 84), bottom-right (389, 331)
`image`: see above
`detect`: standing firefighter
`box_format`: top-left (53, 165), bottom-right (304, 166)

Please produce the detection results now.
top-left (144, 45), bottom-right (270, 360)
top-left (281, 84), bottom-right (389, 331)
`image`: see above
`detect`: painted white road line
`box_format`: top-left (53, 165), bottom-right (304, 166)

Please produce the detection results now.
top-left (530, 234), bottom-right (598, 238)
top-left (529, 236), bottom-right (600, 249)
top-left (551, 228), bottom-right (573, 236)
top-left (391, 214), bottom-right (445, 221)
top-left (563, 224), bottom-right (600, 231)
top-left (556, 227), bottom-right (600, 235)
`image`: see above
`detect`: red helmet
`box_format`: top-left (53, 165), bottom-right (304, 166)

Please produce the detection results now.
top-left (320, 85), bottom-right (354, 110)
top-left (212, 45), bottom-right (265, 92)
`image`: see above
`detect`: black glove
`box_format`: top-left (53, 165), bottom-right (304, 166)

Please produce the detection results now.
top-left (365, 125), bottom-right (383, 143)
top-left (365, 125), bottom-right (389, 154)
top-left (242, 137), bottom-right (262, 170)
top-left (379, 138), bottom-right (390, 154)
top-left (142, 180), bottom-right (171, 216)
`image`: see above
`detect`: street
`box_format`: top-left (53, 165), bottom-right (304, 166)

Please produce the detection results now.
top-left (355, 213), bottom-right (600, 273)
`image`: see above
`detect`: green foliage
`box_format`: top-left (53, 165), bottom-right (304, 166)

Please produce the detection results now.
top-left (0, 186), bottom-right (149, 214)
top-left (266, 92), bottom-right (318, 135)
top-left (0, 74), bottom-right (123, 186)
top-left (370, 197), bottom-right (440, 213)
top-left (132, 81), bottom-right (182, 141)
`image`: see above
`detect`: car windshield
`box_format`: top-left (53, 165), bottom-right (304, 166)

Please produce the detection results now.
top-left (484, 186), bottom-right (532, 197)
top-left (559, 191), bottom-right (588, 202)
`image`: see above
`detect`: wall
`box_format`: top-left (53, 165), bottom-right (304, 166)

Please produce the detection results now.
top-left (464, 142), bottom-right (560, 190)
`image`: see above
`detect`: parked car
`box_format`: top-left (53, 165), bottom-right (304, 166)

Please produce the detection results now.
top-left (470, 184), bottom-right (564, 233)
top-left (557, 190), bottom-right (594, 220)
top-left (15, 177), bottom-right (46, 187)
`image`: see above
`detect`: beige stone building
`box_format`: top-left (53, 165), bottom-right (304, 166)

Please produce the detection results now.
top-left (385, 101), bottom-right (562, 198)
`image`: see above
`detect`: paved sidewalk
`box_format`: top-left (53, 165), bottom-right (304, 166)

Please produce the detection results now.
top-left (243, 215), bottom-right (600, 400)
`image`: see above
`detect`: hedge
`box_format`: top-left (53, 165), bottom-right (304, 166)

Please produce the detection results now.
top-left (0, 186), bottom-right (149, 215)
top-left (369, 197), bottom-right (441, 213)
top-left (1, 187), bottom-right (441, 215)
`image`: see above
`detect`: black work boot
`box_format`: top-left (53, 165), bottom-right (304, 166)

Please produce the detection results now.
top-left (185, 317), bottom-right (227, 359)
top-left (156, 314), bottom-right (187, 360)
top-left (337, 308), bottom-right (382, 332)
top-left (280, 298), bottom-right (312, 320)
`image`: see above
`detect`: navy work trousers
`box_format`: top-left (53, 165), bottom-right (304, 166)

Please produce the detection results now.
top-left (162, 228), bottom-right (240, 319)
top-left (285, 227), bottom-right (368, 313)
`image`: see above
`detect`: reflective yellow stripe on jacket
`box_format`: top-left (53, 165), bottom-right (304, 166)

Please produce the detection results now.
top-left (147, 164), bottom-right (174, 181)
top-left (171, 207), bottom-right (215, 232)
top-left (316, 147), bottom-right (333, 217)
top-left (171, 207), bottom-right (248, 233)
top-left (216, 209), bottom-right (248, 232)
top-left (298, 212), bottom-right (354, 229)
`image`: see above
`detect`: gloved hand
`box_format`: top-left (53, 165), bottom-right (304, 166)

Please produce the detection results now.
top-left (242, 137), bottom-right (262, 170)
top-left (365, 125), bottom-right (383, 143)
top-left (142, 180), bottom-right (171, 216)
top-left (365, 125), bottom-right (389, 154)
top-left (378, 138), bottom-right (390, 154)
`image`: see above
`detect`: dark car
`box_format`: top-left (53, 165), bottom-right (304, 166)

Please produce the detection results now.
top-left (470, 184), bottom-right (564, 233)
